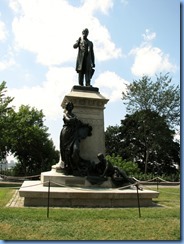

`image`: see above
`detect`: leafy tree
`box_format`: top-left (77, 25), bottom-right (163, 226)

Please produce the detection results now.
top-left (0, 81), bottom-right (14, 160)
top-left (122, 73), bottom-right (180, 128)
top-left (120, 110), bottom-right (180, 174)
top-left (9, 105), bottom-right (59, 176)
top-left (105, 125), bottom-right (121, 156)
top-left (0, 82), bottom-right (59, 176)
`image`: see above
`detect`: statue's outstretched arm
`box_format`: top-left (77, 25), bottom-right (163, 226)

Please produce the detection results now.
top-left (73, 37), bottom-right (81, 48)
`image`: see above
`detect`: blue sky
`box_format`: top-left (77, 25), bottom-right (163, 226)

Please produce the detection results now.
top-left (0, 0), bottom-right (180, 152)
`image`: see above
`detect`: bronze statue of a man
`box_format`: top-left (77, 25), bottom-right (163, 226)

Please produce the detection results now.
top-left (73, 28), bottom-right (95, 87)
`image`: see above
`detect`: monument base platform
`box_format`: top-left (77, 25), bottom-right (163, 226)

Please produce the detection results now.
top-left (41, 169), bottom-right (114, 188)
top-left (19, 180), bottom-right (159, 207)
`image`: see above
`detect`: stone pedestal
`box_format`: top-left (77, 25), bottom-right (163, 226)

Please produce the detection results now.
top-left (19, 180), bottom-right (159, 207)
top-left (61, 86), bottom-right (109, 163)
top-left (41, 169), bottom-right (113, 188)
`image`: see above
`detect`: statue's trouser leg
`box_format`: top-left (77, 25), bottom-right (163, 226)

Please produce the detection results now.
top-left (79, 72), bottom-right (84, 86)
top-left (85, 71), bottom-right (91, 86)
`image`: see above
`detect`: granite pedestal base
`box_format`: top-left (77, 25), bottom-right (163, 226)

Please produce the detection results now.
top-left (19, 180), bottom-right (159, 208)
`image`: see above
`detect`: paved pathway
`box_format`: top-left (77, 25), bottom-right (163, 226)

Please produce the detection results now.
top-left (6, 190), bottom-right (24, 207)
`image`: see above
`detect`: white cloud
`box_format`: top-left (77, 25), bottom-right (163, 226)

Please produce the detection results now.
top-left (9, 0), bottom-right (22, 13)
top-left (82, 0), bottom-right (113, 15)
top-left (130, 30), bottom-right (177, 77)
top-left (8, 68), bottom-right (128, 118)
top-left (94, 71), bottom-right (128, 102)
top-left (92, 20), bottom-right (121, 61)
top-left (0, 19), bottom-right (15, 70)
top-left (0, 20), bottom-right (7, 41)
top-left (8, 67), bottom-right (76, 119)
top-left (10, 0), bottom-right (121, 66)
top-left (142, 29), bottom-right (156, 42)
top-left (0, 58), bottom-right (14, 71)
top-left (0, 48), bottom-right (15, 71)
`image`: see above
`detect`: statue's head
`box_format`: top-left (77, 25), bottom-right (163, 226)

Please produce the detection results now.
top-left (65, 101), bottom-right (74, 111)
top-left (82, 28), bottom-right (89, 38)
top-left (97, 153), bottom-right (104, 161)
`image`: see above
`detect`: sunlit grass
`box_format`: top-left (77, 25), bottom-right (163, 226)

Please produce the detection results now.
top-left (0, 188), bottom-right (15, 207)
top-left (0, 187), bottom-right (180, 240)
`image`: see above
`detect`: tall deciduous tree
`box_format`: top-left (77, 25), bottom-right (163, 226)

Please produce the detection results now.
top-left (10, 105), bottom-right (59, 176)
top-left (120, 110), bottom-right (180, 174)
top-left (122, 73), bottom-right (180, 128)
top-left (0, 81), bottom-right (14, 160)
top-left (0, 82), bottom-right (59, 176)
top-left (105, 125), bottom-right (121, 156)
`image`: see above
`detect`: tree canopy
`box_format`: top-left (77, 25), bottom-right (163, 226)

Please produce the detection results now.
top-left (105, 125), bottom-right (121, 156)
top-left (0, 81), bottom-right (14, 160)
top-left (105, 110), bottom-right (180, 175)
top-left (120, 110), bottom-right (180, 174)
top-left (122, 73), bottom-right (180, 128)
top-left (9, 105), bottom-right (59, 175)
top-left (120, 73), bottom-right (180, 175)
top-left (0, 81), bottom-right (59, 176)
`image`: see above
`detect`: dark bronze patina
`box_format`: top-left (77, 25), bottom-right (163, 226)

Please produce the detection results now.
top-left (73, 28), bottom-right (95, 87)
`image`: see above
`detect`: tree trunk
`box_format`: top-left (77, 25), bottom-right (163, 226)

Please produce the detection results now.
top-left (144, 150), bottom-right (149, 174)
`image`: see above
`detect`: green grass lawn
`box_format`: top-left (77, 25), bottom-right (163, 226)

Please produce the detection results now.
top-left (0, 186), bottom-right (180, 240)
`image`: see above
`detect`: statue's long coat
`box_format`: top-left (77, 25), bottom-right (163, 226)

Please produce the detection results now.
top-left (73, 38), bottom-right (95, 73)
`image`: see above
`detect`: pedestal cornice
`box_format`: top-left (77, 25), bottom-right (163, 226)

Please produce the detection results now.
top-left (61, 86), bottom-right (109, 109)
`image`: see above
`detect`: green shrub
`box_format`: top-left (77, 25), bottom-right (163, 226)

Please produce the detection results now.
top-left (105, 154), bottom-right (140, 176)
top-left (132, 172), bottom-right (180, 182)
top-left (159, 173), bottom-right (180, 182)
